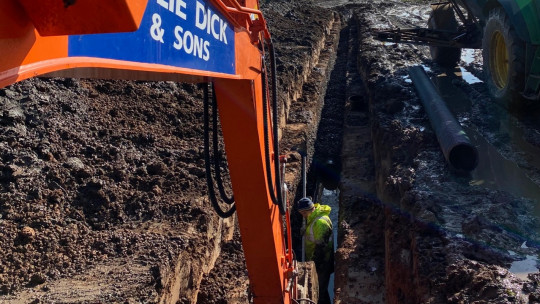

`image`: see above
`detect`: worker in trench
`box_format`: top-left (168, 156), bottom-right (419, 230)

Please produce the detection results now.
top-left (297, 197), bottom-right (334, 304)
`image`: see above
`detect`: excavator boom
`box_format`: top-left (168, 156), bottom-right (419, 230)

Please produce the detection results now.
top-left (0, 0), bottom-right (295, 303)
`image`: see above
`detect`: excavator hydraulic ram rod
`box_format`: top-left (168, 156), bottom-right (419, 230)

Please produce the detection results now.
top-left (374, 0), bottom-right (481, 49)
top-left (0, 0), bottom-right (294, 303)
top-left (374, 27), bottom-right (481, 49)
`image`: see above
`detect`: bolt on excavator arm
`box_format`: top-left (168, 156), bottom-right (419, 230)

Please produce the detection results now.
top-left (0, 0), bottom-right (296, 303)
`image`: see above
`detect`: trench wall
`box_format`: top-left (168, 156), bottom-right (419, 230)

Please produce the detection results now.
top-left (352, 8), bottom-right (450, 304)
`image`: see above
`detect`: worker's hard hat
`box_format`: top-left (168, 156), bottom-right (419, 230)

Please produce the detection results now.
top-left (297, 197), bottom-right (314, 211)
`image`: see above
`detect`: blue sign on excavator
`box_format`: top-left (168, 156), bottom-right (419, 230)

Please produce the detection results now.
top-left (68, 0), bottom-right (236, 74)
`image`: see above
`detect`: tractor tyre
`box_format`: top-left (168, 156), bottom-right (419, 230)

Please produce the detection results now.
top-left (428, 3), bottom-right (461, 68)
top-left (482, 8), bottom-right (526, 108)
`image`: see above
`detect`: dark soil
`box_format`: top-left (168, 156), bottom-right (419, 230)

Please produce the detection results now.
top-left (0, 77), bottom-right (210, 301)
top-left (196, 229), bottom-right (249, 304)
top-left (337, 1), bottom-right (540, 303)
top-left (1, 0), bottom-right (338, 303)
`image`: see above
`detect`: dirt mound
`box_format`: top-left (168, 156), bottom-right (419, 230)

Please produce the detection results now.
top-left (0, 77), bottom-right (215, 302)
top-left (0, 1), bottom-right (339, 303)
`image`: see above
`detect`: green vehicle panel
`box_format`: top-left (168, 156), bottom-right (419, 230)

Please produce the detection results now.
top-left (465, 0), bottom-right (540, 43)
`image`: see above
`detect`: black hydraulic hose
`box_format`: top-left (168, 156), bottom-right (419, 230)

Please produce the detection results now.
top-left (204, 83), bottom-right (236, 218)
top-left (211, 84), bottom-right (234, 205)
top-left (262, 59), bottom-right (279, 206)
top-left (269, 40), bottom-right (285, 212)
top-left (261, 39), bottom-right (286, 215)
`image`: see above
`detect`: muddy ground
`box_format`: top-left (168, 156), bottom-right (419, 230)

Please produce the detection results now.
top-left (332, 0), bottom-right (540, 303)
top-left (2, 0), bottom-right (540, 303)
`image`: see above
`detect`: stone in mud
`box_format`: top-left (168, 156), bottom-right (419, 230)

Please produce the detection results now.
top-left (20, 226), bottom-right (36, 240)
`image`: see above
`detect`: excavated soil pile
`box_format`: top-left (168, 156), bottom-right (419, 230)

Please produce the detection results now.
top-left (0, 1), bottom-right (338, 303)
top-left (0, 78), bottom-right (227, 303)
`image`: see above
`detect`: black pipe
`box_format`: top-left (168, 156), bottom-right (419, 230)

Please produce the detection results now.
top-left (301, 153), bottom-right (307, 198)
top-left (408, 66), bottom-right (479, 172)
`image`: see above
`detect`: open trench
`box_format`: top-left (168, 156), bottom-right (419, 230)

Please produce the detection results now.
top-left (196, 3), bottom-right (389, 302)
top-left (290, 1), bottom-right (540, 303)
top-left (294, 7), bottom-right (387, 303)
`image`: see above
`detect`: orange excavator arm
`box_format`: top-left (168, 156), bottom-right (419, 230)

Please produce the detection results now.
top-left (0, 0), bottom-right (296, 303)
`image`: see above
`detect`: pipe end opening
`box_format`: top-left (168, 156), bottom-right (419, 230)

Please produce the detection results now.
top-left (449, 144), bottom-right (479, 172)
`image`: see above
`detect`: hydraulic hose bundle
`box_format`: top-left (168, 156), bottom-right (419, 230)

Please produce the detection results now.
top-left (262, 39), bottom-right (286, 215)
top-left (203, 39), bottom-right (284, 217)
top-left (203, 82), bottom-right (236, 218)
top-left (203, 35), bottom-right (284, 218)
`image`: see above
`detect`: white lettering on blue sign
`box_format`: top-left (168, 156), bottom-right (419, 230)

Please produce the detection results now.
top-left (173, 25), bottom-right (210, 61)
top-left (150, 13), bottom-right (165, 43)
top-left (195, 1), bottom-right (227, 44)
top-left (68, 0), bottom-right (235, 75)
top-left (157, 0), bottom-right (187, 20)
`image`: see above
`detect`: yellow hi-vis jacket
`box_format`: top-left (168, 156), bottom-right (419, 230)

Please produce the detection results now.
top-left (304, 203), bottom-right (333, 262)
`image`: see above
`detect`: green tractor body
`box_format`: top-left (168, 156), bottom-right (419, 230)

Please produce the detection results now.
top-left (375, 0), bottom-right (540, 106)
top-left (466, 0), bottom-right (540, 43)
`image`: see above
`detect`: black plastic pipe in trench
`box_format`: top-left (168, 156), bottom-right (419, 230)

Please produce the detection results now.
top-left (408, 66), bottom-right (479, 172)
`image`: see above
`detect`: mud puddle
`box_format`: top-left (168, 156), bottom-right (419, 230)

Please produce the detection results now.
top-left (465, 123), bottom-right (540, 279)
top-left (509, 243), bottom-right (540, 280)
top-left (466, 126), bottom-right (540, 210)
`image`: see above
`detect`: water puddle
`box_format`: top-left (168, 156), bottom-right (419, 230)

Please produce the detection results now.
top-left (461, 48), bottom-right (476, 65)
top-left (457, 67), bottom-right (482, 84)
top-left (466, 126), bottom-right (540, 212)
top-left (457, 49), bottom-right (483, 84)
top-left (465, 128), bottom-right (540, 278)
top-left (508, 242), bottom-right (540, 280)
top-left (500, 115), bottom-right (540, 171)
top-left (509, 256), bottom-right (539, 280)
top-left (421, 64), bottom-right (432, 73)
top-left (401, 75), bottom-right (412, 83)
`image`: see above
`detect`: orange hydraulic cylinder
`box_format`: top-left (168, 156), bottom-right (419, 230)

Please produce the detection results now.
top-left (214, 76), bottom-right (290, 304)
